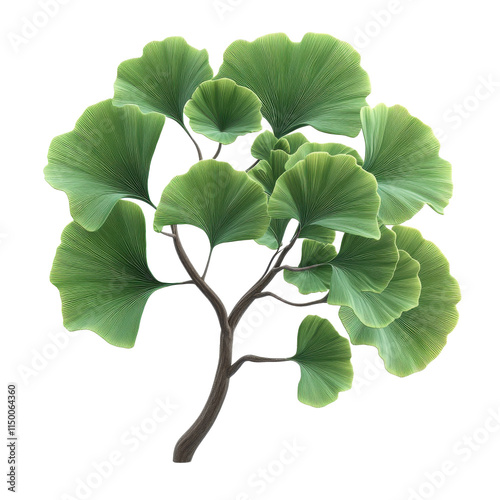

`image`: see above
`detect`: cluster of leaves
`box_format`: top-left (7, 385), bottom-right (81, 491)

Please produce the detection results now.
top-left (46, 34), bottom-right (460, 410)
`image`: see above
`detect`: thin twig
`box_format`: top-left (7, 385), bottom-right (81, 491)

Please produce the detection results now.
top-left (259, 246), bottom-right (282, 280)
top-left (229, 355), bottom-right (288, 377)
top-left (245, 159), bottom-right (260, 172)
top-left (183, 127), bottom-right (203, 161)
top-left (276, 263), bottom-right (330, 273)
top-left (213, 143), bottom-right (222, 160)
top-left (256, 292), bottom-right (328, 308)
top-left (161, 231), bottom-right (176, 239)
top-left (201, 249), bottom-right (213, 281)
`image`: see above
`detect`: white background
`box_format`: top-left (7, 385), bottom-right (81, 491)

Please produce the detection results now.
top-left (1, 1), bottom-right (499, 499)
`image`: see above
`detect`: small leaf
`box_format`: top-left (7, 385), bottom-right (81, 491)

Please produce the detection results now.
top-left (113, 37), bottom-right (213, 126)
top-left (285, 142), bottom-right (363, 170)
top-left (184, 78), bottom-right (262, 144)
top-left (284, 240), bottom-right (336, 294)
top-left (340, 226), bottom-right (461, 376)
top-left (268, 153), bottom-right (381, 239)
top-left (50, 201), bottom-right (170, 348)
top-left (216, 33), bottom-right (370, 138)
top-left (338, 250), bottom-right (421, 328)
top-left (283, 133), bottom-right (309, 154)
top-left (248, 149), bottom-right (288, 195)
top-left (251, 131), bottom-right (290, 162)
top-left (44, 100), bottom-right (165, 231)
top-left (290, 315), bottom-right (353, 408)
top-left (154, 160), bottom-right (269, 248)
top-left (361, 104), bottom-right (453, 224)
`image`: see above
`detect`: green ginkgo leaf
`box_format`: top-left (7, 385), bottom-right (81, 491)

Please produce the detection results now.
top-left (285, 142), bottom-right (363, 170)
top-left (256, 221), bottom-right (336, 250)
top-left (284, 133), bottom-right (309, 154)
top-left (50, 201), bottom-right (171, 348)
top-left (251, 131), bottom-right (290, 162)
top-left (338, 249), bottom-right (421, 328)
top-left (184, 78), bottom-right (263, 144)
top-left (216, 33), bottom-right (370, 138)
top-left (248, 149), bottom-right (288, 195)
top-left (339, 226), bottom-right (461, 376)
top-left (44, 100), bottom-right (165, 231)
top-left (154, 160), bottom-right (269, 247)
top-left (361, 104), bottom-right (453, 224)
top-left (284, 240), bottom-right (336, 294)
top-left (113, 37), bottom-right (213, 126)
top-left (290, 315), bottom-right (353, 408)
top-left (255, 218), bottom-right (290, 250)
top-left (328, 226), bottom-right (399, 309)
top-left (251, 131), bottom-right (308, 164)
top-left (268, 153), bottom-right (381, 239)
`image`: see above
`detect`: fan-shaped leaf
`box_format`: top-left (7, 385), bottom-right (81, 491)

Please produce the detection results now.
top-left (284, 133), bottom-right (309, 154)
top-left (268, 153), bottom-right (381, 239)
top-left (50, 201), bottom-right (171, 348)
top-left (248, 149), bottom-right (288, 195)
top-left (154, 160), bottom-right (269, 247)
top-left (290, 315), bottom-right (353, 408)
top-left (184, 78), bottom-right (262, 144)
top-left (285, 142), bottom-right (363, 170)
top-left (328, 226), bottom-right (399, 310)
top-left (338, 250), bottom-right (421, 328)
top-left (339, 226), bottom-right (460, 376)
top-left (251, 131), bottom-right (290, 162)
top-left (216, 33), bottom-right (370, 138)
top-left (44, 100), bottom-right (165, 231)
top-left (361, 104), bottom-right (453, 224)
top-left (113, 37), bottom-right (213, 126)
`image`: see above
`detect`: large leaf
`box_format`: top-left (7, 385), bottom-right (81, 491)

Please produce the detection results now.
top-left (284, 240), bottom-right (336, 294)
top-left (216, 33), bottom-right (371, 138)
top-left (44, 100), bottom-right (165, 231)
top-left (290, 315), bottom-right (353, 408)
top-left (154, 160), bottom-right (269, 247)
top-left (50, 201), bottom-right (170, 348)
top-left (340, 226), bottom-right (461, 376)
top-left (268, 153), bottom-right (381, 239)
top-left (338, 250), bottom-right (421, 328)
top-left (113, 37), bottom-right (213, 126)
top-left (285, 142), bottom-right (363, 170)
top-left (184, 78), bottom-right (262, 144)
top-left (361, 104), bottom-right (453, 224)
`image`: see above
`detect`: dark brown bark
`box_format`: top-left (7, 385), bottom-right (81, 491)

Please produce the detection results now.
top-left (170, 226), bottom-right (301, 462)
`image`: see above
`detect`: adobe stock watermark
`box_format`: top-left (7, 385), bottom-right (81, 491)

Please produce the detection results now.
top-left (407, 404), bottom-right (500, 500)
top-left (60, 396), bottom-right (178, 500)
top-left (352, 0), bottom-right (418, 50)
top-left (17, 328), bottom-right (79, 385)
top-left (229, 438), bottom-right (306, 499)
top-left (434, 74), bottom-right (500, 144)
top-left (212, 0), bottom-right (244, 21)
top-left (8, 0), bottom-right (73, 54)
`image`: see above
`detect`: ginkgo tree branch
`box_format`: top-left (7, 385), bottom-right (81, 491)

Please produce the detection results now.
top-left (228, 355), bottom-right (288, 377)
top-left (255, 292), bottom-right (329, 308)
